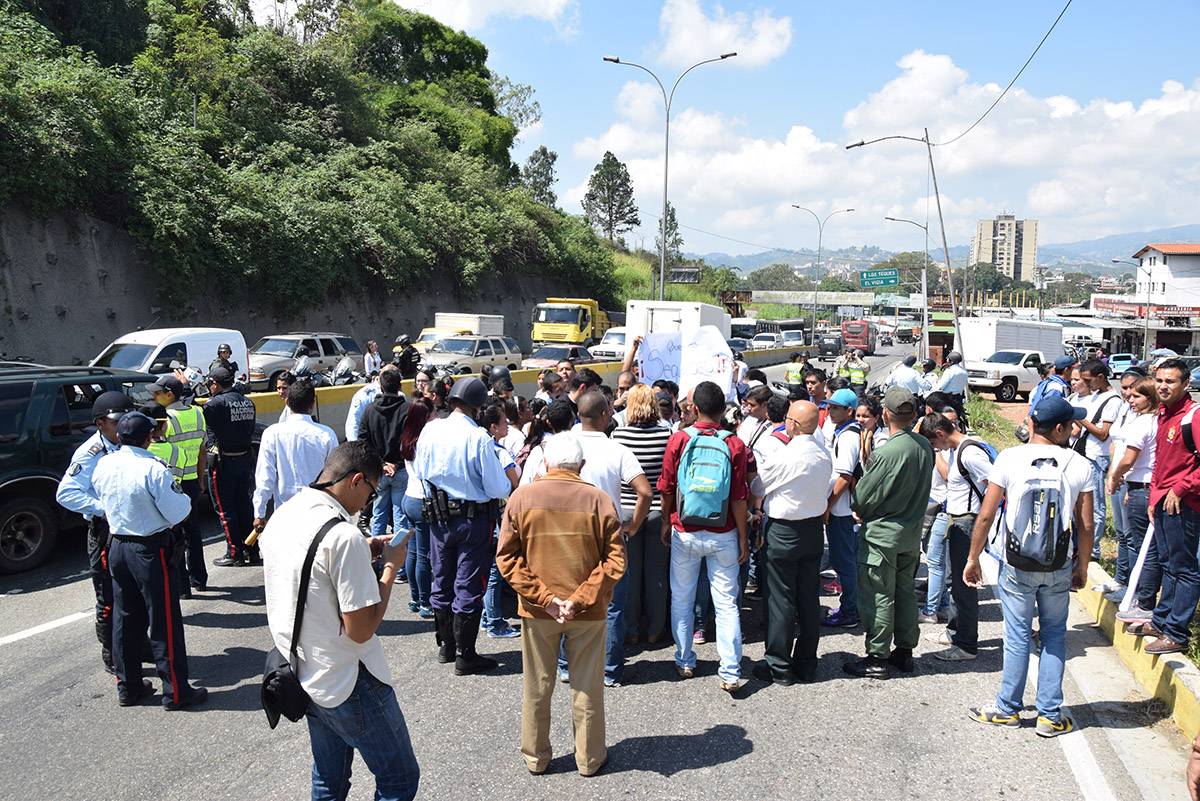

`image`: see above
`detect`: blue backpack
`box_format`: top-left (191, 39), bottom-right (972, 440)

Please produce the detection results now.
top-left (676, 426), bottom-right (734, 527)
top-left (957, 439), bottom-right (998, 508)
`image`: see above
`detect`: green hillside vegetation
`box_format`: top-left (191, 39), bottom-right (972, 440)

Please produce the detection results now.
top-left (0, 0), bottom-right (617, 310)
top-left (611, 250), bottom-right (738, 310)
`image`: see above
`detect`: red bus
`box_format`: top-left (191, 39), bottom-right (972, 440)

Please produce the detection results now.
top-left (841, 319), bottom-right (878, 355)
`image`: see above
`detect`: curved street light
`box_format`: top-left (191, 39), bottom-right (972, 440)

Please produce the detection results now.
top-left (604, 52), bottom-right (737, 300)
top-left (793, 206), bottom-right (854, 339)
top-left (884, 216), bottom-right (931, 359)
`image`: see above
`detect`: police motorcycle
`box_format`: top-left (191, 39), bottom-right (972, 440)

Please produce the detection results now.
top-left (417, 360), bottom-right (456, 382)
top-left (290, 349), bottom-right (331, 388)
top-left (326, 356), bottom-right (364, 386)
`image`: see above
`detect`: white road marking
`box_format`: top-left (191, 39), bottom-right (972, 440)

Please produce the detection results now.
top-left (0, 611), bottom-right (89, 646)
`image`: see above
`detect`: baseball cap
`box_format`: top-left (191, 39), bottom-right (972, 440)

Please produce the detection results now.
top-left (145, 375), bottom-right (185, 397)
top-left (823, 388), bottom-right (859, 409)
top-left (138, 402), bottom-right (170, 423)
top-left (206, 366), bottom-right (233, 385)
top-left (117, 411), bottom-right (156, 445)
top-left (1052, 355), bottom-right (1075, 371)
top-left (1030, 395), bottom-right (1087, 427)
top-left (883, 386), bottom-right (917, 415)
top-left (92, 390), bottom-right (135, 421)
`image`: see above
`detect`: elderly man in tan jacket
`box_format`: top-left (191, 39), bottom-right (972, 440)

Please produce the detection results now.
top-left (497, 434), bottom-right (626, 777)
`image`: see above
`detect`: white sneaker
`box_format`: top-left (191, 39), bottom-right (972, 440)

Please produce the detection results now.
top-left (925, 629), bottom-right (952, 646)
top-left (1091, 580), bottom-right (1123, 595)
top-left (934, 645), bottom-right (978, 661)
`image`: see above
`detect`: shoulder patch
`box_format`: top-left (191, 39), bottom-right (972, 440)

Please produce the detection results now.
top-left (170, 481), bottom-right (184, 494)
top-left (87, 444), bottom-right (103, 456)
top-left (68, 463), bottom-right (83, 477)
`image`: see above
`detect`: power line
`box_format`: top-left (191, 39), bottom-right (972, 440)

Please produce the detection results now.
top-left (934, 0), bottom-right (1074, 147)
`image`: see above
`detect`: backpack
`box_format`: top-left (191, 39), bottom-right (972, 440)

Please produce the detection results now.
top-left (1000, 452), bottom-right (1077, 572)
top-left (1181, 406), bottom-right (1200, 458)
top-left (1071, 393), bottom-right (1121, 455)
top-left (676, 426), bottom-right (734, 527)
top-left (833, 421), bottom-right (864, 484)
top-left (956, 439), bottom-right (998, 510)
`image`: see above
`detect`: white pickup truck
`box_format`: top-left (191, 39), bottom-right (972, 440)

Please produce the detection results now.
top-left (966, 349), bottom-right (1050, 402)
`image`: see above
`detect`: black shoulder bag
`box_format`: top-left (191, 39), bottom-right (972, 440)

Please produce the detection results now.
top-left (261, 517), bottom-right (340, 729)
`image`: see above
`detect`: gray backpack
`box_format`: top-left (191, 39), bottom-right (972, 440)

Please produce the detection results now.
top-left (1001, 452), bottom-right (1077, 572)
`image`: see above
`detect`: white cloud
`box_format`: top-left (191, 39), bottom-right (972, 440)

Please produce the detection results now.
top-left (412, 0), bottom-right (578, 35)
top-left (571, 50), bottom-right (1200, 257)
top-left (657, 0), bottom-right (791, 69)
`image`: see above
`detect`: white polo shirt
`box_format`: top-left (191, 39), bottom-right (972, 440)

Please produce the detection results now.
top-left (945, 438), bottom-right (993, 516)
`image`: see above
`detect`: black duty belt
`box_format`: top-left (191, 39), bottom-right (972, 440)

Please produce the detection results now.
top-left (112, 529), bottom-right (172, 544)
top-left (219, 450), bottom-right (250, 457)
top-left (1126, 481), bottom-right (1150, 490)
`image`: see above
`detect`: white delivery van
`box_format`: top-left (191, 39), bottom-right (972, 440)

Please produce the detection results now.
top-left (954, 318), bottom-right (1064, 364)
top-left (625, 301), bottom-right (732, 340)
top-left (91, 327), bottom-right (250, 384)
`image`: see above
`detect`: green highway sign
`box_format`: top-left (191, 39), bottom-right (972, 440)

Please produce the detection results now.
top-left (860, 267), bottom-right (899, 288)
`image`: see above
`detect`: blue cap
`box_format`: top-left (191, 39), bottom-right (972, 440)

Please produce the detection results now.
top-left (117, 411), bottom-right (156, 445)
top-left (823, 388), bottom-right (859, 409)
top-left (1030, 395), bottom-right (1086, 427)
top-left (1052, 355), bottom-right (1075, 371)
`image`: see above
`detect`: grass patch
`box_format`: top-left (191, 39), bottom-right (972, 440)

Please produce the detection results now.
top-left (965, 392), bottom-right (1021, 452)
top-left (611, 251), bottom-right (727, 310)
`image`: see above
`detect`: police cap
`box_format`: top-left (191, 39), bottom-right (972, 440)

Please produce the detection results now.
top-left (145, 374), bottom-right (186, 397)
top-left (207, 366), bottom-right (234, 386)
top-left (117, 411), bottom-right (156, 445)
top-left (448, 376), bottom-right (488, 409)
top-left (92, 391), bottom-right (135, 421)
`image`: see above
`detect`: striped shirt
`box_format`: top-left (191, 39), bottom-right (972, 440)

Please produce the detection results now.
top-left (612, 424), bottom-right (673, 513)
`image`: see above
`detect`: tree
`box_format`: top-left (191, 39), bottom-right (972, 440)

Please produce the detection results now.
top-left (820, 276), bottom-right (856, 292)
top-left (741, 263), bottom-right (807, 291)
top-left (581, 151), bottom-right (639, 243)
top-left (489, 72), bottom-right (540, 134)
top-left (655, 201), bottom-right (683, 265)
top-left (521, 145), bottom-right (556, 207)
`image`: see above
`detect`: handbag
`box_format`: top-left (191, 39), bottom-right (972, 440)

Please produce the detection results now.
top-left (261, 517), bottom-right (340, 729)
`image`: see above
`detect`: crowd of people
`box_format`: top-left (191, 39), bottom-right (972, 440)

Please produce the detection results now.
top-left (51, 338), bottom-right (1200, 799)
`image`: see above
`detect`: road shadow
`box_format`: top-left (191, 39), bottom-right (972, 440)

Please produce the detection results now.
top-left (189, 645), bottom-right (267, 690)
top-left (603, 724), bottom-right (754, 776)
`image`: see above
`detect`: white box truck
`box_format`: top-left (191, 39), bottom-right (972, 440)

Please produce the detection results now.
top-left (955, 318), bottom-right (1064, 364)
top-left (433, 313), bottom-right (505, 336)
top-left (625, 301), bottom-right (731, 341)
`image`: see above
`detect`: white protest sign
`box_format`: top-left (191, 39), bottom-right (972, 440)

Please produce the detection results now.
top-left (679, 325), bottom-right (735, 401)
top-left (636, 332), bottom-right (682, 386)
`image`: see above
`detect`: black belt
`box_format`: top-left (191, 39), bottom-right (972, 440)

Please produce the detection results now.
top-left (218, 450), bottom-right (250, 458)
top-left (112, 529), bottom-right (172, 545)
top-left (1126, 481), bottom-right (1149, 490)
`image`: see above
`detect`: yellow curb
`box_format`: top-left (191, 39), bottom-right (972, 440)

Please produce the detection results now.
top-left (1078, 562), bottom-right (1200, 739)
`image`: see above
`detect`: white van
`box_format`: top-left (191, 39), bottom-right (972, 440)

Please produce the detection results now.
top-left (90, 327), bottom-right (250, 384)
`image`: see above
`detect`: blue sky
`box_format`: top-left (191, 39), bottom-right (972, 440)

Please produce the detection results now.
top-left (276, 1), bottom-right (1200, 259)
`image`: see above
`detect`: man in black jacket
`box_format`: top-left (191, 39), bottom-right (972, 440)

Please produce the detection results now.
top-left (360, 369), bottom-right (411, 539)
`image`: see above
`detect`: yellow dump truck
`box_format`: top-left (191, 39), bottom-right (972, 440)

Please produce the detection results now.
top-left (530, 298), bottom-right (620, 347)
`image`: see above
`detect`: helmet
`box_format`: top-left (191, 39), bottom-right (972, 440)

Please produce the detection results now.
top-left (856, 349), bottom-right (865, 358)
top-left (395, 334), bottom-right (411, 347)
top-left (448, 376), bottom-right (488, 409)
top-left (922, 358), bottom-right (936, 372)
top-left (946, 350), bottom-right (963, 365)
top-left (489, 365), bottom-right (512, 385)
top-left (217, 343), bottom-right (232, 354)
top-left (92, 390), bottom-right (135, 421)
top-left (903, 354), bottom-right (917, 367)
top-left (295, 346), bottom-right (310, 358)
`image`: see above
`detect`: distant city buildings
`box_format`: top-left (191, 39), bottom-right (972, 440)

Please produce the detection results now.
top-left (970, 214), bottom-right (1038, 282)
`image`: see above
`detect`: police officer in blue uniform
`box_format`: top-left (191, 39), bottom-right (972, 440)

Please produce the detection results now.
top-left (55, 391), bottom-right (135, 673)
top-left (203, 367), bottom-right (259, 566)
top-left (93, 411), bottom-right (206, 709)
top-left (414, 377), bottom-right (512, 675)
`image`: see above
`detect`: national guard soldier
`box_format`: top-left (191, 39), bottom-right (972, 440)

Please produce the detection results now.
top-left (209, 343), bottom-right (239, 376)
top-left (55, 391), bottom-right (135, 673)
top-left (93, 411), bottom-right (207, 709)
top-left (147, 374), bottom-right (208, 593)
top-left (414, 376), bottom-right (512, 675)
top-left (393, 334), bottom-right (420, 380)
top-left (203, 367), bottom-right (259, 566)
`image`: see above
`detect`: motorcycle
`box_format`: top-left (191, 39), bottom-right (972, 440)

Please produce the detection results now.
top-left (291, 354), bottom-right (331, 388)
top-left (327, 356), bottom-right (364, 386)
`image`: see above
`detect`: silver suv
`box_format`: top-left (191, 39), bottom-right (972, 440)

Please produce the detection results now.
top-left (423, 336), bottom-right (522, 374)
top-left (248, 332), bottom-right (363, 391)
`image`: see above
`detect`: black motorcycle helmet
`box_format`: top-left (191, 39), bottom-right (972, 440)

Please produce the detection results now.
top-left (922, 358), bottom-right (936, 372)
top-left (489, 365), bottom-right (512, 386)
top-left (395, 334), bottom-right (411, 347)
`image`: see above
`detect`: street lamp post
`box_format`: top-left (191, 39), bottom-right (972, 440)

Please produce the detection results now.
top-left (885, 216), bottom-right (931, 360)
top-left (847, 129), bottom-right (964, 351)
top-left (793, 206), bottom-right (854, 342)
top-left (1113, 258), bottom-right (1153, 361)
top-left (604, 52), bottom-right (736, 301)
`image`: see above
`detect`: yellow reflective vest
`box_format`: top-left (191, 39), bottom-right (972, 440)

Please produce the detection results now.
top-left (165, 404), bottom-right (206, 481)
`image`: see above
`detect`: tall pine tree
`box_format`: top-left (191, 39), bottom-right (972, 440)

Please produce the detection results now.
top-left (581, 151), bottom-right (640, 243)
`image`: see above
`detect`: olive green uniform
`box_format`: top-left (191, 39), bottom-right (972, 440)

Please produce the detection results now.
top-left (850, 429), bottom-right (934, 658)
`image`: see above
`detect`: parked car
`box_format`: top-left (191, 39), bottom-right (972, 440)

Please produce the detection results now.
top-left (726, 338), bottom-right (752, 354)
top-left (521, 345), bottom-right (597, 370)
top-left (589, 327), bottom-right (628, 361)
top-left (751, 333), bottom-right (784, 350)
top-left (1107, 353), bottom-right (1139, 373)
top-left (91, 327), bottom-right (250, 385)
top-left (1190, 366), bottom-right (1200, 393)
top-left (247, 332), bottom-right (362, 391)
top-left (423, 336), bottom-right (523, 374)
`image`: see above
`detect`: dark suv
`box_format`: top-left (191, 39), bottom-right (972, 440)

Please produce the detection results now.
top-left (0, 366), bottom-right (159, 573)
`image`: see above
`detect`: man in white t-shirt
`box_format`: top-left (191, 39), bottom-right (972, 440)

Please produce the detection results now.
top-left (737, 386), bottom-right (773, 447)
top-left (918, 413), bottom-right (994, 662)
top-left (260, 441), bottom-right (419, 800)
top-left (1073, 359), bottom-right (1122, 561)
top-left (822, 389), bottom-right (862, 628)
top-left (964, 396), bottom-right (1094, 738)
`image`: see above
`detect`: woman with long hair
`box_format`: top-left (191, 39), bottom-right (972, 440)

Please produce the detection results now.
top-left (612, 384), bottom-right (674, 645)
top-left (1107, 375), bottom-right (1161, 619)
top-left (400, 397), bottom-right (434, 617)
top-left (364, 339), bottom-right (382, 375)
top-left (856, 396), bottom-right (887, 463)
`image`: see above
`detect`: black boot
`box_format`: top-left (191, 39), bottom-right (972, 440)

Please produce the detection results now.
top-left (97, 617), bottom-right (115, 675)
top-left (433, 608), bottom-right (456, 664)
top-left (888, 647), bottom-right (915, 674)
top-left (454, 611), bottom-right (498, 676)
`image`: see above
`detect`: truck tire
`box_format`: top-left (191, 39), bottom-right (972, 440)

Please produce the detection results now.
top-left (995, 380), bottom-right (1018, 403)
top-left (0, 497), bottom-right (57, 574)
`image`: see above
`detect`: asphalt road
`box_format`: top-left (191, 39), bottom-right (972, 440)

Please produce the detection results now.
top-left (0, 353), bottom-right (1189, 801)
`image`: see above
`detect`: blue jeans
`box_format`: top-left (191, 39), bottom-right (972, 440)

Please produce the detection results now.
top-left (670, 528), bottom-right (743, 683)
top-left (400, 495), bottom-right (431, 608)
top-left (482, 536), bottom-right (511, 634)
top-left (994, 563), bottom-right (1072, 724)
top-left (306, 665), bottom-right (420, 801)
top-left (1151, 500), bottom-right (1200, 643)
top-left (826, 515), bottom-right (858, 618)
top-left (923, 512), bottom-right (951, 616)
top-left (1089, 455), bottom-right (1109, 560)
top-left (558, 566), bottom-right (630, 682)
top-left (946, 515), bottom-right (979, 653)
top-left (370, 470), bottom-right (408, 540)
top-left (1125, 486), bottom-right (1160, 606)
top-left (1111, 484), bottom-right (1130, 585)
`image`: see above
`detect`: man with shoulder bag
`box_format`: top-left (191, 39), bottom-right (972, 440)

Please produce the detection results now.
top-left (260, 441), bottom-right (419, 801)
